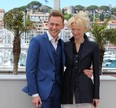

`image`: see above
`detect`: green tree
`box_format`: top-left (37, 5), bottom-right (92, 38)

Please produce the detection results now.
top-left (99, 6), bottom-right (109, 12)
top-left (4, 9), bottom-right (33, 74)
top-left (64, 13), bottom-right (72, 20)
top-left (75, 5), bottom-right (85, 12)
top-left (87, 5), bottom-right (98, 11)
top-left (26, 1), bottom-right (42, 9)
top-left (99, 13), bottom-right (104, 21)
top-left (111, 8), bottom-right (116, 15)
top-left (89, 19), bottom-right (116, 74)
top-left (39, 5), bottom-right (52, 13)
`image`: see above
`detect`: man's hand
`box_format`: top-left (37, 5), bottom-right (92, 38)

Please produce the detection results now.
top-left (32, 96), bottom-right (42, 108)
top-left (84, 67), bottom-right (93, 78)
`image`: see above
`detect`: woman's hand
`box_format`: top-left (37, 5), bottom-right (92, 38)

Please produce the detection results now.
top-left (93, 99), bottom-right (99, 107)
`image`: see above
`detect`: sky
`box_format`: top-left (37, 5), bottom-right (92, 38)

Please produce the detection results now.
top-left (0, 0), bottom-right (116, 12)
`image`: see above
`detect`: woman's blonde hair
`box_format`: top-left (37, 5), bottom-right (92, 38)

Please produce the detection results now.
top-left (67, 11), bottom-right (90, 30)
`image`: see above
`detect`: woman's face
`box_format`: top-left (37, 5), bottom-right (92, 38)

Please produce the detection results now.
top-left (71, 22), bottom-right (86, 40)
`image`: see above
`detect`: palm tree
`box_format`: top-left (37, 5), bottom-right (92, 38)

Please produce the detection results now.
top-left (89, 19), bottom-right (116, 74)
top-left (4, 9), bottom-right (33, 74)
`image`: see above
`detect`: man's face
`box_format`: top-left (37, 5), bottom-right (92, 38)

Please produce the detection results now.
top-left (48, 16), bottom-right (64, 39)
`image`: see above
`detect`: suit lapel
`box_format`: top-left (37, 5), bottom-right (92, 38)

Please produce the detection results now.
top-left (43, 33), bottom-right (55, 64)
top-left (79, 41), bottom-right (90, 61)
top-left (66, 42), bottom-right (74, 65)
top-left (60, 40), bottom-right (66, 67)
top-left (79, 34), bottom-right (91, 61)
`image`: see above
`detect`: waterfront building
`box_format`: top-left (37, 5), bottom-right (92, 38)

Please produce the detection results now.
top-left (21, 12), bottom-right (49, 45)
top-left (54, 0), bottom-right (60, 10)
top-left (107, 20), bottom-right (116, 29)
top-left (63, 6), bottom-right (75, 14)
top-left (0, 9), bottom-right (5, 29)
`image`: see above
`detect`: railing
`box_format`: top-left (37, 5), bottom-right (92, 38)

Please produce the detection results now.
top-left (0, 47), bottom-right (116, 73)
top-left (0, 46), bottom-right (27, 72)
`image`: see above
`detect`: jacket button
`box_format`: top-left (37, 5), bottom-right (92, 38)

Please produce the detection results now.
top-left (75, 61), bottom-right (78, 63)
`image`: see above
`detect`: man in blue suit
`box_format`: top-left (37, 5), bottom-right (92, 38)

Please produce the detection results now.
top-left (23, 11), bottom-right (65, 108)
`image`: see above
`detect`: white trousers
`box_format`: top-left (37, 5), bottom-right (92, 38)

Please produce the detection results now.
top-left (61, 95), bottom-right (93, 108)
top-left (61, 103), bottom-right (93, 108)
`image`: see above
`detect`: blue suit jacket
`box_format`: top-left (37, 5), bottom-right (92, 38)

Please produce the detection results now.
top-left (22, 32), bottom-right (65, 100)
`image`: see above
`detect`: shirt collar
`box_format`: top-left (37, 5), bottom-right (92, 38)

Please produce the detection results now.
top-left (47, 31), bottom-right (60, 42)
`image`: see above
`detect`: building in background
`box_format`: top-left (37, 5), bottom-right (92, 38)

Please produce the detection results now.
top-left (63, 6), bottom-right (75, 14)
top-left (0, 9), bottom-right (5, 29)
top-left (21, 11), bottom-right (49, 45)
top-left (107, 20), bottom-right (116, 29)
top-left (54, 0), bottom-right (60, 10)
